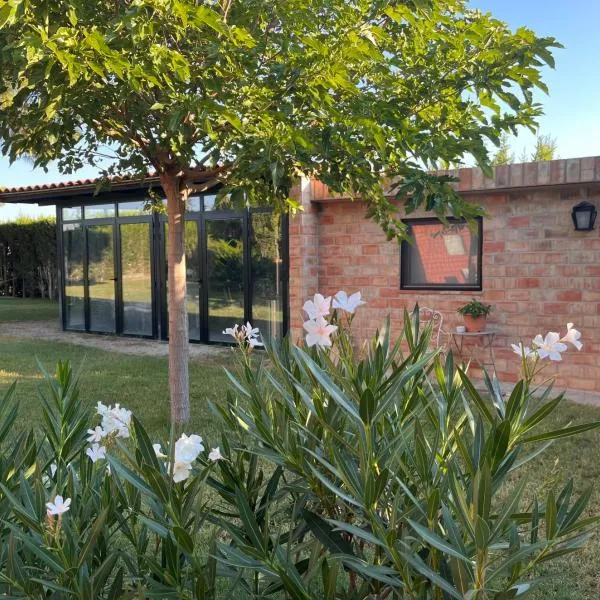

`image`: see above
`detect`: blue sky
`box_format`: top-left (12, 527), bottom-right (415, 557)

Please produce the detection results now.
top-left (1, 0), bottom-right (599, 219)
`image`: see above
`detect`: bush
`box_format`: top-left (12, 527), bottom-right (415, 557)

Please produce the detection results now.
top-left (0, 300), bottom-right (597, 599)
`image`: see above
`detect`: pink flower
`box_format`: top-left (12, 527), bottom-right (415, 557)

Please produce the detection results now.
top-left (303, 294), bottom-right (332, 320)
top-left (561, 323), bottom-right (583, 351)
top-left (303, 317), bottom-right (338, 347)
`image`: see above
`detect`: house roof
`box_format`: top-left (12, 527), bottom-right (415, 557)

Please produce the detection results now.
top-left (0, 167), bottom-right (221, 205)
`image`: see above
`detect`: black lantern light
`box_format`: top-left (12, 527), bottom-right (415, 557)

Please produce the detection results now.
top-left (571, 201), bottom-right (597, 231)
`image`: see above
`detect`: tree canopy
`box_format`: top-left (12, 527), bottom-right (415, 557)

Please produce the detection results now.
top-left (0, 0), bottom-right (559, 238)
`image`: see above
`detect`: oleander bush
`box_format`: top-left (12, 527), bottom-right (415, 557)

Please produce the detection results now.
top-left (0, 297), bottom-right (597, 599)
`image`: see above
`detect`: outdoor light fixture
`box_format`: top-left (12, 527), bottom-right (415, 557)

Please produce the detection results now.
top-left (571, 201), bottom-right (597, 231)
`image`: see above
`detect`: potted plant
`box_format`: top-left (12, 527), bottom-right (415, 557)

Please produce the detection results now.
top-left (457, 299), bottom-right (492, 332)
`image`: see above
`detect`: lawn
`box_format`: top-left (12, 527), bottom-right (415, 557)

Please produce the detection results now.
top-left (0, 336), bottom-right (231, 442)
top-left (0, 297), bottom-right (59, 321)
top-left (0, 299), bottom-right (599, 598)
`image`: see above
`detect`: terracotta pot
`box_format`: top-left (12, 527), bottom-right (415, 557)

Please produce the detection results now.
top-left (463, 314), bottom-right (487, 333)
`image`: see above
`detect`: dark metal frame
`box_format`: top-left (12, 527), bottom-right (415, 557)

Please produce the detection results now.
top-left (57, 194), bottom-right (289, 344)
top-left (400, 216), bottom-right (483, 292)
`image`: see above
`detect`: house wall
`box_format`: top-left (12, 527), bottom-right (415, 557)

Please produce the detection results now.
top-left (288, 157), bottom-right (600, 400)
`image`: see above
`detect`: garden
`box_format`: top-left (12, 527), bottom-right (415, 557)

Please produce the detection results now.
top-left (0, 295), bottom-right (599, 598)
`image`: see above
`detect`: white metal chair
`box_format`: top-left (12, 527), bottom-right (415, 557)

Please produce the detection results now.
top-left (418, 307), bottom-right (448, 350)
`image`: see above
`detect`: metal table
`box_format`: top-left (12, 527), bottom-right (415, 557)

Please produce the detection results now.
top-left (450, 328), bottom-right (499, 375)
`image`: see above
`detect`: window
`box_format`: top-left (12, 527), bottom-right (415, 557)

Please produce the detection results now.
top-left (400, 217), bottom-right (482, 291)
top-left (62, 206), bottom-right (82, 221)
top-left (84, 203), bottom-right (115, 219)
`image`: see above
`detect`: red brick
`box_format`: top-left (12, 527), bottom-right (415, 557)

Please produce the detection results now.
top-left (516, 278), bottom-right (540, 289)
top-left (556, 290), bottom-right (583, 302)
top-left (508, 216), bottom-right (531, 228)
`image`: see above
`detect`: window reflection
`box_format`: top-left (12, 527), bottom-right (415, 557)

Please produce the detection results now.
top-left (401, 219), bottom-right (482, 290)
top-left (63, 225), bottom-right (85, 330)
top-left (251, 212), bottom-right (284, 341)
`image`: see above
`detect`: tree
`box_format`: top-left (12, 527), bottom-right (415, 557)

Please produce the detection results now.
top-left (531, 133), bottom-right (559, 161)
top-left (492, 135), bottom-right (515, 166)
top-left (0, 0), bottom-right (558, 422)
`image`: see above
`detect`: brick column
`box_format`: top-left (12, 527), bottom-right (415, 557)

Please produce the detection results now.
top-left (288, 177), bottom-right (319, 340)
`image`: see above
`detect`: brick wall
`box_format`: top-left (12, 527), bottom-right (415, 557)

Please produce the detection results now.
top-left (288, 157), bottom-right (600, 398)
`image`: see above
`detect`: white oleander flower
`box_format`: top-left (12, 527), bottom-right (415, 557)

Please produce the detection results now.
top-left (303, 293), bottom-right (332, 320)
top-left (87, 426), bottom-right (107, 443)
top-left (172, 461), bottom-right (192, 483)
top-left (174, 433), bottom-right (204, 464)
top-left (533, 332), bottom-right (568, 361)
top-left (46, 495), bottom-right (71, 516)
top-left (223, 324), bottom-right (240, 339)
top-left (50, 463), bottom-right (57, 477)
top-left (208, 447), bottom-right (224, 462)
top-left (303, 317), bottom-right (338, 347)
top-left (561, 323), bottom-right (583, 351)
top-left (86, 443), bottom-right (106, 463)
top-left (510, 343), bottom-right (535, 359)
top-left (242, 322), bottom-right (262, 346)
top-left (153, 443), bottom-right (167, 459)
top-left (96, 402), bottom-right (109, 416)
top-left (332, 291), bottom-right (366, 314)
top-left (101, 404), bottom-right (132, 438)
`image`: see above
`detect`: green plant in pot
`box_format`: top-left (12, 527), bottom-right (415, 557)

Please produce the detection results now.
top-left (457, 298), bottom-right (492, 332)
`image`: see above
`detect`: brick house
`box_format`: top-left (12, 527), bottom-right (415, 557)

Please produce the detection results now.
top-left (2, 155), bottom-right (599, 400)
top-left (289, 156), bottom-right (600, 401)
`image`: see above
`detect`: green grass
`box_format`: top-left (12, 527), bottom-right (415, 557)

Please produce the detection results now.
top-left (0, 336), bottom-right (230, 442)
top-left (0, 297), bottom-right (59, 321)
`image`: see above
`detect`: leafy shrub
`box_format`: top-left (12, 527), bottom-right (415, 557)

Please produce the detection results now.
top-left (0, 302), bottom-right (597, 599)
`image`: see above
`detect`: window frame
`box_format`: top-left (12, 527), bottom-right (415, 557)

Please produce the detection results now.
top-left (400, 216), bottom-right (483, 292)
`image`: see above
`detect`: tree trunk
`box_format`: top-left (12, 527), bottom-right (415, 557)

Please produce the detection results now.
top-left (161, 173), bottom-right (191, 424)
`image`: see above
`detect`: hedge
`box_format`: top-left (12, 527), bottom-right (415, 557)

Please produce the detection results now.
top-left (0, 217), bottom-right (57, 299)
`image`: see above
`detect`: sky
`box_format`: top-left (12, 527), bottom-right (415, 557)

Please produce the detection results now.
top-left (1, 0), bottom-right (599, 220)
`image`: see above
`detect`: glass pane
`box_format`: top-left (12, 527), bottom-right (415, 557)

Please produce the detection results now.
top-left (187, 196), bottom-right (201, 212)
top-left (121, 223), bottom-right (153, 335)
top-left (63, 224), bottom-right (85, 330)
top-left (85, 203), bottom-right (115, 219)
top-left (87, 225), bottom-right (116, 332)
top-left (62, 206), bottom-right (82, 221)
top-left (164, 221), bottom-right (201, 340)
top-left (203, 195), bottom-right (217, 211)
top-left (119, 201), bottom-right (147, 217)
top-left (403, 220), bottom-right (480, 288)
top-left (206, 218), bottom-right (244, 342)
top-left (251, 213), bottom-right (284, 342)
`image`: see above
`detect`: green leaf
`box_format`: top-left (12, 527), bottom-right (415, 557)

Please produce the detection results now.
top-left (521, 421), bottom-right (600, 444)
top-left (407, 519), bottom-right (471, 563)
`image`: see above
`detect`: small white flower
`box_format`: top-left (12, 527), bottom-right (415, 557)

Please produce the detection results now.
top-left (50, 463), bottom-right (57, 477)
top-left (101, 404), bottom-right (132, 438)
top-left (208, 447), bottom-right (224, 462)
top-left (86, 443), bottom-right (106, 463)
top-left (46, 495), bottom-right (71, 516)
top-left (174, 433), bottom-right (204, 464)
top-left (172, 461), bottom-right (192, 483)
top-left (303, 317), bottom-right (338, 347)
top-left (153, 443), bottom-right (167, 459)
top-left (223, 324), bottom-right (240, 339)
top-left (511, 343), bottom-right (535, 359)
top-left (96, 402), bottom-right (109, 416)
top-left (303, 293), bottom-right (332, 320)
top-left (242, 322), bottom-right (262, 346)
top-left (533, 332), bottom-right (568, 361)
top-left (87, 426), bottom-right (107, 443)
top-left (561, 323), bottom-right (583, 351)
top-left (332, 291), bottom-right (366, 314)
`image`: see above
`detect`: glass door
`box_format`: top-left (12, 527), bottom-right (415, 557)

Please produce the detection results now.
top-left (163, 221), bottom-right (202, 341)
top-left (87, 224), bottom-right (116, 333)
top-left (204, 217), bottom-right (245, 342)
top-left (120, 223), bottom-right (153, 336)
